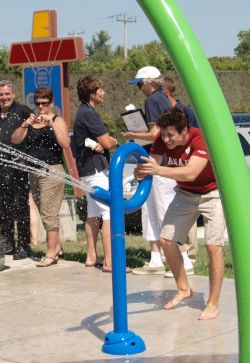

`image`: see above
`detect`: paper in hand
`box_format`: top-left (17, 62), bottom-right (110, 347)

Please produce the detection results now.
top-left (121, 108), bottom-right (151, 146)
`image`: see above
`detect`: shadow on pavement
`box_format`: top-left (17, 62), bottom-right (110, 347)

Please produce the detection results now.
top-left (67, 289), bottom-right (206, 342)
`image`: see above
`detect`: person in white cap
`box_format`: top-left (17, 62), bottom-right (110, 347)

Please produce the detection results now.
top-left (123, 66), bottom-right (173, 274)
top-left (124, 66), bottom-right (170, 154)
top-left (123, 66), bottom-right (196, 276)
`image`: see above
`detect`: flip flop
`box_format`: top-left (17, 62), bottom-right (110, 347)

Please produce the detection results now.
top-left (36, 256), bottom-right (58, 268)
top-left (58, 249), bottom-right (64, 258)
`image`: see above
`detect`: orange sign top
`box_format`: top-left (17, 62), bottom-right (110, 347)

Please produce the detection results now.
top-left (32, 10), bottom-right (57, 40)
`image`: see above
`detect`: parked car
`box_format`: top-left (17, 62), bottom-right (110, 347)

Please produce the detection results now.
top-left (231, 113), bottom-right (250, 125)
top-left (232, 113), bottom-right (250, 171)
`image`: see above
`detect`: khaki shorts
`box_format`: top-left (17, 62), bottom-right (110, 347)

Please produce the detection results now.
top-left (30, 164), bottom-right (65, 231)
top-left (160, 188), bottom-right (225, 246)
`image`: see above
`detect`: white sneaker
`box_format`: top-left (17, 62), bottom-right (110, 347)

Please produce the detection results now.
top-left (164, 266), bottom-right (194, 278)
top-left (132, 262), bottom-right (165, 275)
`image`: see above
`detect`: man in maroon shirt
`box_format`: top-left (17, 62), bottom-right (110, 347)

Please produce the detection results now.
top-left (136, 107), bottom-right (225, 320)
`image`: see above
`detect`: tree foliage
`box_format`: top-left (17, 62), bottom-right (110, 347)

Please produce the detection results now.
top-left (70, 36), bottom-right (175, 74)
top-left (0, 46), bottom-right (21, 75)
top-left (234, 29), bottom-right (250, 59)
top-left (1, 29), bottom-right (250, 76)
top-left (85, 30), bottom-right (112, 62)
top-left (209, 56), bottom-right (250, 71)
top-left (126, 41), bottom-right (174, 71)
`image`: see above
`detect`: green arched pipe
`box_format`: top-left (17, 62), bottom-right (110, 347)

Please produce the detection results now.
top-left (137, 0), bottom-right (250, 361)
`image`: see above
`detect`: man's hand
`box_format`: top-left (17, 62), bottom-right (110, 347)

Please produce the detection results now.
top-left (134, 156), bottom-right (160, 181)
top-left (122, 131), bottom-right (134, 141)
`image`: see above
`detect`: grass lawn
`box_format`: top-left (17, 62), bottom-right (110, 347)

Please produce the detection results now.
top-left (31, 230), bottom-right (234, 279)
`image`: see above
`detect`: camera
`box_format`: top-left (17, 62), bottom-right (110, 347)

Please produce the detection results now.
top-left (36, 116), bottom-right (43, 123)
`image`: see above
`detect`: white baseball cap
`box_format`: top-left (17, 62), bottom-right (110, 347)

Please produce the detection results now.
top-left (128, 66), bottom-right (161, 84)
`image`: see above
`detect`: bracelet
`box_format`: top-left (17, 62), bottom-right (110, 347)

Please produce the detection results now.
top-left (21, 125), bottom-right (29, 128)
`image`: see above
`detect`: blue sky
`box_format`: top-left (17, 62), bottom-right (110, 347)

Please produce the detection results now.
top-left (0, 0), bottom-right (249, 57)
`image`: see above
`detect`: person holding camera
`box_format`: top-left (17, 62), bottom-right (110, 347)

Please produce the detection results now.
top-left (12, 87), bottom-right (70, 267)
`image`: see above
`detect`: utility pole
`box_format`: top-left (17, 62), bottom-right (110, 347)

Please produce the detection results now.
top-left (110, 14), bottom-right (137, 60)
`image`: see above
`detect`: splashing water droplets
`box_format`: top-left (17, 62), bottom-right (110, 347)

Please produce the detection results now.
top-left (0, 142), bottom-right (94, 194)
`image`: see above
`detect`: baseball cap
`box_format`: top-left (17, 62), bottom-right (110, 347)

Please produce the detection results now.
top-left (128, 66), bottom-right (161, 84)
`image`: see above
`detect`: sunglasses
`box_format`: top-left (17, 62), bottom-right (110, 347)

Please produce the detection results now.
top-left (35, 101), bottom-right (50, 107)
top-left (137, 81), bottom-right (144, 89)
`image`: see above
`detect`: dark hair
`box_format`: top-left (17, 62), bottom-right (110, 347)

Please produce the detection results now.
top-left (77, 76), bottom-right (103, 102)
top-left (156, 107), bottom-right (190, 133)
top-left (162, 76), bottom-right (175, 94)
top-left (34, 87), bottom-right (53, 102)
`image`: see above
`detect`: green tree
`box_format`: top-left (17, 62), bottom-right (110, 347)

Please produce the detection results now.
top-left (69, 30), bottom-right (250, 74)
top-left (0, 46), bottom-right (21, 75)
top-left (209, 56), bottom-right (250, 70)
top-left (234, 29), bottom-right (250, 59)
top-left (126, 41), bottom-right (174, 72)
top-left (85, 30), bottom-right (112, 62)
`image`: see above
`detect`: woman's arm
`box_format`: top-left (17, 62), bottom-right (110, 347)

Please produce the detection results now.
top-left (49, 116), bottom-right (71, 149)
top-left (11, 114), bottom-right (36, 144)
top-left (96, 133), bottom-right (117, 149)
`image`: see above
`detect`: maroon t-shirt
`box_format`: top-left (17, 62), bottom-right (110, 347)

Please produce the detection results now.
top-left (151, 128), bottom-right (217, 193)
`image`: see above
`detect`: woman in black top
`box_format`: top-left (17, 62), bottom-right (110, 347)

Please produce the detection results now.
top-left (74, 76), bottom-right (117, 272)
top-left (12, 87), bottom-right (70, 267)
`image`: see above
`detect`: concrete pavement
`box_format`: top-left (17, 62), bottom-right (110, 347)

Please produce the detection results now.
top-left (0, 256), bottom-right (238, 363)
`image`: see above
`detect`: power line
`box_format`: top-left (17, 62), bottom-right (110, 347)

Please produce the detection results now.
top-left (109, 13), bottom-right (137, 59)
top-left (68, 30), bottom-right (85, 37)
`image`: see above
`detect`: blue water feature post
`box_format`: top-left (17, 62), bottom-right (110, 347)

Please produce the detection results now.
top-left (90, 142), bottom-right (152, 355)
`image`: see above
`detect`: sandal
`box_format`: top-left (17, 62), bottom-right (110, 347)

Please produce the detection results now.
top-left (36, 256), bottom-right (58, 267)
top-left (58, 249), bottom-right (64, 258)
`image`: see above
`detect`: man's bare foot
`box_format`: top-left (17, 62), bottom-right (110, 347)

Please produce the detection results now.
top-left (198, 303), bottom-right (219, 320)
top-left (164, 288), bottom-right (193, 310)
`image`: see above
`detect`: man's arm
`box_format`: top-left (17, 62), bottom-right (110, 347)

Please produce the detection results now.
top-left (136, 155), bottom-right (208, 182)
top-left (122, 124), bottom-right (159, 141)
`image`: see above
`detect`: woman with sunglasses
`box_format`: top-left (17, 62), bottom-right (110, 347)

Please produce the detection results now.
top-left (12, 87), bottom-right (70, 267)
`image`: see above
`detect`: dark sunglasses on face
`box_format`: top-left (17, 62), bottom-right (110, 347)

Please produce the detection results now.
top-left (137, 81), bottom-right (144, 89)
top-left (35, 101), bottom-right (50, 106)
